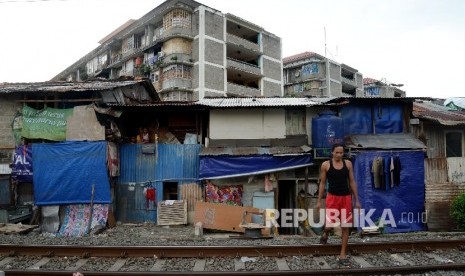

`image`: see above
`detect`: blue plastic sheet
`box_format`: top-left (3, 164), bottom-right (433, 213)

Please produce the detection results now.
top-left (199, 154), bottom-right (312, 180)
top-left (353, 150), bottom-right (426, 233)
top-left (341, 104), bottom-right (373, 135)
top-left (374, 103), bottom-right (403, 133)
top-left (341, 103), bottom-right (403, 135)
top-left (33, 141), bottom-right (111, 205)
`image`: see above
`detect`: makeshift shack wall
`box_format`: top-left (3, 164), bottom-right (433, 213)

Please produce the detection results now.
top-left (117, 144), bottom-right (201, 223)
top-left (353, 150), bottom-right (426, 233)
top-left (33, 141), bottom-right (111, 206)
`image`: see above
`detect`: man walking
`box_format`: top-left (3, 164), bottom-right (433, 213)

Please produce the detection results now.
top-left (316, 143), bottom-right (361, 266)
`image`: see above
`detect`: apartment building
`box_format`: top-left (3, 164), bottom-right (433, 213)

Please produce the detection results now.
top-left (363, 78), bottom-right (406, 97)
top-left (283, 52), bottom-right (363, 98)
top-left (52, 0), bottom-right (283, 101)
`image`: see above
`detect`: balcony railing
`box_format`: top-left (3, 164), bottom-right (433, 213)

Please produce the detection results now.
top-left (226, 33), bottom-right (260, 53)
top-left (227, 58), bottom-right (261, 76)
top-left (341, 76), bottom-right (357, 87)
top-left (227, 82), bottom-right (260, 97)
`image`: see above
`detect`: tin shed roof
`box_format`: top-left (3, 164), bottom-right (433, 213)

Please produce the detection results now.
top-left (413, 101), bottom-right (465, 126)
top-left (0, 79), bottom-right (155, 94)
top-left (346, 133), bottom-right (427, 150)
top-left (200, 146), bottom-right (312, 156)
top-left (197, 97), bottom-right (321, 108)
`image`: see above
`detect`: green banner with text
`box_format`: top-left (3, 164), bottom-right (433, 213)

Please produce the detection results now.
top-left (21, 106), bottom-right (73, 141)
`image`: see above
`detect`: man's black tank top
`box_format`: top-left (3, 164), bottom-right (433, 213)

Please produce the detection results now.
top-left (327, 159), bottom-right (350, 196)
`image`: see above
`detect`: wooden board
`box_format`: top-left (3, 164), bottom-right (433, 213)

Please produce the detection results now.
top-left (157, 200), bottom-right (187, 226)
top-left (194, 202), bottom-right (261, 233)
top-left (0, 223), bottom-right (38, 234)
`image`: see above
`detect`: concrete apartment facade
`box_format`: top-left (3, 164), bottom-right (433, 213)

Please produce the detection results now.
top-left (283, 52), bottom-right (364, 98)
top-left (363, 78), bottom-right (406, 97)
top-left (52, 0), bottom-right (283, 101)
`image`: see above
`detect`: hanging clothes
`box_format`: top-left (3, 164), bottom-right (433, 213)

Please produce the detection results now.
top-left (264, 174), bottom-right (273, 192)
top-left (371, 156), bottom-right (384, 189)
top-left (392, 156), bottom-right (402, 186)
top-left (383, 156), bottom-right (391, 191)
top-left (390, 156), bottom-right (395, 188)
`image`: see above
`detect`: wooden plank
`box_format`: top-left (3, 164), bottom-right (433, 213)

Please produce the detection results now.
top-left (157, 200), bottom-right (187, 226)
top-left (194, 202), bottom-right (262, 233)
top-left (0, 223), bottom-right (38, 234)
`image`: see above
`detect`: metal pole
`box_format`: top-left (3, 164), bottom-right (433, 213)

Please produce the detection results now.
top-left (86, 183), bottom-right (95, 236)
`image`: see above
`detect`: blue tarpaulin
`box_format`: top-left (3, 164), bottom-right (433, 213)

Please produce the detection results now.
top-left (33, 141), bottom-right (111, 205)
top-left (199, 154), bottom-right (312, 180)
top-left (353, 150), bottom-right (426, 233)
top-left (341, 103), bottom-right (403, 135)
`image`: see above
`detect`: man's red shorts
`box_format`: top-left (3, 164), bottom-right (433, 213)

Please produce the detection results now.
top-left (325, 193), bottom-right (353, 226)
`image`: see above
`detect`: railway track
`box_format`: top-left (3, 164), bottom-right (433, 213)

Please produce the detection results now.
top-left (1, 239), bottom-right (465, 275)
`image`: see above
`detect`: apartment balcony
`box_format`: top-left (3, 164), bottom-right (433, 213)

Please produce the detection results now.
top-left (159, 89), bottom-right (193, 102)
top-left (162, 53), bottom-right (193, 67)
top-left (227, 58), bottom-right (261, 76)
top-left (161, 78), bottom-right (192, 91)
top-left (341, 76), bottom-right (357, 88)
top-left (122, 47), bottom-right (141, 59)
top-left (227, 82), bottom-right (260, 97)
top-left (226, 33), bottom-right (260, 53)
top-left (161, 26), bottom-right (194, 42)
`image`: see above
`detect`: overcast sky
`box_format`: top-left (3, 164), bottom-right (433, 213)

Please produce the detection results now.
top-left (1, 0), bottom-right (464, 98)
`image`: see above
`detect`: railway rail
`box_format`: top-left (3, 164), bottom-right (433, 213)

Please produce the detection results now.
top-left (1, 239), bottom-right (465, 275)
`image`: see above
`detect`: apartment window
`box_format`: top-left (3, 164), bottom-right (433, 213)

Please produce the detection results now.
top-left (162, 64), bottom-right (192, 80)
top-left (163, 9), bottom-right (191, 30)
top-left (445, 130), bottom-right (464, 157)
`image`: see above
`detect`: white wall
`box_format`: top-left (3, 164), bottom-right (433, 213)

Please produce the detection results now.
top-left (209, 109), bottom-right (286, 139)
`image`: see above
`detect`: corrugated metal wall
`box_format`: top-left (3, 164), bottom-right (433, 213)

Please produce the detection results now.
top-left (155, 144), bottom-right (200, 184)
top-left (116, 144), bottom-right (201, 223)
top-left (425, 157), bottom-right (465, 231)
top-left (416, 123), bottom-right (465, 231)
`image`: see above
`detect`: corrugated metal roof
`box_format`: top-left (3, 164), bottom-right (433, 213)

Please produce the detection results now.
top-left (363, 77), bottom-right (380, 85)
top-left (197, 97), bottom-right (321, 107)
top-left (200, 146), bottom-right (312, 156)
top-left (346, 133), bottom-right (427, 150)
top-left (413, 101), bottom-right (465, 125)
top-left (105, 101), bottom-right (199, 107)
top-left (283, 51), bottom-right (325, 64)
top-left (444, 97), bottom-right (465, 110)
top-left (0, 79), bottom-right (153, 93)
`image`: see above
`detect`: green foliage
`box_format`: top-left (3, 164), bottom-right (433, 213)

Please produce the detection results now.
top-left (155, 60), bottom-right (163, 67)
top-left (450, 193), bottom-right (465, 230)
